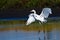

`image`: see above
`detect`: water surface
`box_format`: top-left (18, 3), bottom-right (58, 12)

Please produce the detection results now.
top-left (0, 29), bottom-right (60, 40)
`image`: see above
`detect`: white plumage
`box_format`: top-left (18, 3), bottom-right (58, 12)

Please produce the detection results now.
top-left (26, 13), bottom-right (35, 25)
top-left (40, 8), bottom-right (52, 18)
top-left (26, 8), bottom-right (52, 25)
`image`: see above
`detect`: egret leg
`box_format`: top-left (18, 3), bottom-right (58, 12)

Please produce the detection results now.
top-left (44, 20), bottom-right (47, 23)
top-left (39, 22), bottom-right (41, 24)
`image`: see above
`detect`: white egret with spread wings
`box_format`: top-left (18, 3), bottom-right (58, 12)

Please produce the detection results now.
top-left (26, 8), bottom-right (52, 25)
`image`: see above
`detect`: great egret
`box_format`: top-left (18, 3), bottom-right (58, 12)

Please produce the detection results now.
top-left (26, 8), bottom-right (52, 25)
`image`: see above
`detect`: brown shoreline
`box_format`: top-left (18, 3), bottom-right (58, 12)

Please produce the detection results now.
top-left (0, 26), bottom-right (59, 32)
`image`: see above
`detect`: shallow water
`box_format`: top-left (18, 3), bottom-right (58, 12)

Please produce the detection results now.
top-left (0, 24), bottom-right (25, 28)
top-left (0, 30), bottom-right (39, 40)
top-left (0, 17), bottom-right (60, 40)
top-left (0, 29), bottom-right (60, 40)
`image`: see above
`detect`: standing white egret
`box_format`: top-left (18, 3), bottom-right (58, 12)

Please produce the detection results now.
top-left (26, 8), bottom-right (52, 40)
top-left (26, 8), bottom-right (52, 25)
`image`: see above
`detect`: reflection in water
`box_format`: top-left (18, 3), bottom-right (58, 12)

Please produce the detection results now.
top-left (45, 29), bottom-right (60, 40)
top-left (38, 30), bottom-right (44, 40)
top-left (0, 29), bottom-right (60, 40)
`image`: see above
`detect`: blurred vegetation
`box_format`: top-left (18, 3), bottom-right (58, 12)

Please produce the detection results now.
top-left (0, 20), bottom-right (26, 25)
top-left (0, 18), bottom-right (60, 25)
top-left (0, 19), bottom-right (60, 31)
top-left (0, 0), bottom-right (60, 10)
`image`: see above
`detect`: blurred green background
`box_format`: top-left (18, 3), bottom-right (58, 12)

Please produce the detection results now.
top-left (0, 0), bottom-right (60, 10)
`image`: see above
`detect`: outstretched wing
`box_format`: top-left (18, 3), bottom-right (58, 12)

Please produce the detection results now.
top-left (26, 14), bottom-right (35, 25)
top-left (40, 8), bottom-right (51, 18)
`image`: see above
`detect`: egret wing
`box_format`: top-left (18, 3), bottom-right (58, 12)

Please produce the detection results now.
top-left (40, 8), bottom-right (51, 18)
top-left (26, 16), bottom-right (35, 25)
